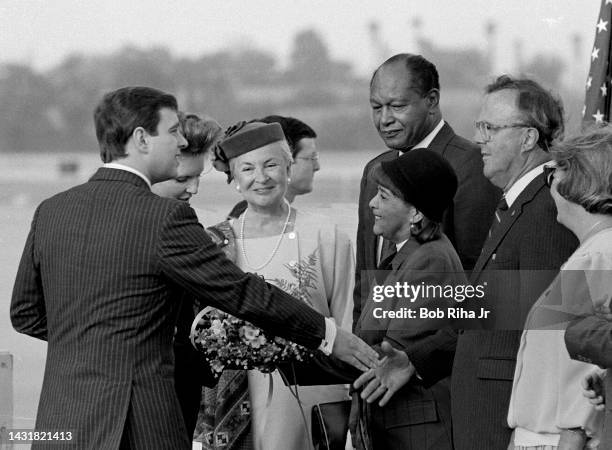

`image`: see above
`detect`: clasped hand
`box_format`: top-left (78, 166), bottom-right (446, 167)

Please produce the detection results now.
top-left (582, 369), bottom-right (606, 411)
top-left (353, 341), bottom-right (415, 407)
top-left (331, 328), bottom-right (380, 371)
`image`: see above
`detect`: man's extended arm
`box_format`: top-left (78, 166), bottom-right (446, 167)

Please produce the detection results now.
top-left (159, 202), bottom-right (379, 371)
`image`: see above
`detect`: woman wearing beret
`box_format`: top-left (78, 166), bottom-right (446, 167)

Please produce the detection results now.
top-left (507, 126), bottom-right (612, 450)
top-left (351, 149), bottom-right (467, 450)
top-left (227, 115), bottom-right (319, 219)
top-left (194, 121), bottom-right (353, 450)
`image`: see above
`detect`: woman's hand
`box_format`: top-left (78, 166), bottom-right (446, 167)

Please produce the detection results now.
top-left (353, 341), bottom-right (415, 407)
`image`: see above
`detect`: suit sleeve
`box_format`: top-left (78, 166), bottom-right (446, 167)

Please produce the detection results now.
top-left (564, 253), bottom-right (612, 368)
top-left (565, 315), bottom-right (612, 369)
top-left (157, 202), bottom-right (326, 350)
top-left (353, 163), bottom-right (371, 331)
top-left (385, 253), bottom-right (465, 387)
top-left (447, 144), bottom-right (500, 272)
top-left (11, 205), bottom-right (48, 341)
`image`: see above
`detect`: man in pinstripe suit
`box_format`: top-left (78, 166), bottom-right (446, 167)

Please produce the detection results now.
top-left (10, 87), bottom-right (378, 450)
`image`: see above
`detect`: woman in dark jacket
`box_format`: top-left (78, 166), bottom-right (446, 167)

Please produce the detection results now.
top-left (351, 148), bottom-right (467, 450)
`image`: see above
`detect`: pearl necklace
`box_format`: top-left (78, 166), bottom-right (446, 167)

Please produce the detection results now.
top-left (240, 199), bottom-right (292, 271)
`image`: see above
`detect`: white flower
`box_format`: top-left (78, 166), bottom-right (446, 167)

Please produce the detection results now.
top-left (211, 319), bottom-right (226, 337)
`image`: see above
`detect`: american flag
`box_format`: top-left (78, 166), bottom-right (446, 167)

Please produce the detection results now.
top-left (584, 0), bottom-right (612, 125)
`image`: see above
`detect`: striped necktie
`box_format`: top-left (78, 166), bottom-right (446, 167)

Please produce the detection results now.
top-left (488, 196), bottom-right (509, 239)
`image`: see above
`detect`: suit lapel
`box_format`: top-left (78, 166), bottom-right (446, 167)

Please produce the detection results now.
top-left (426, 122), bottom-right (455, 155)
top-left (358, 239), bottom-right (419, 335)
top-left (390, 238), bottom-right (420, 271)
top-left (471, 174), bottom-right (548, 277)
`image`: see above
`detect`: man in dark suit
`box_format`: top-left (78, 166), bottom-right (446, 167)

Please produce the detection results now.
top-left (354, 53), bottom-right (499, 329)
top-left (10, 87), bottom-right (378, 450)
top-left (451, 76), bottom-right (578, 450)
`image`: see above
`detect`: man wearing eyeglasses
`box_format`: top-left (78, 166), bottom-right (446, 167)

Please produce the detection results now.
top-left (451, 75), bottom-right (578, 450)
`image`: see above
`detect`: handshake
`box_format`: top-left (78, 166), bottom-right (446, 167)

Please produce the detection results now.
top-left (332, 330), bottom-right (414, 407)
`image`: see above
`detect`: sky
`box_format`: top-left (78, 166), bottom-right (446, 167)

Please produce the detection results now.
top-left (0, 0), bottom-right (603, 82)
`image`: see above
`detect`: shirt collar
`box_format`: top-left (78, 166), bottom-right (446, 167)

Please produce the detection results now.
top-left (504, 162), bottom-right (548, 207)
top-left (399, 119), bottom-right (445, 155)
top-left (103, 162), bottom-right (152, 189)
top-left (396, 239), bottom-right (409, 251)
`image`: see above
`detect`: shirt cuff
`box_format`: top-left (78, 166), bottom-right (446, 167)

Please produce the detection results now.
top-left (318, 317), bottom-right (337, 355)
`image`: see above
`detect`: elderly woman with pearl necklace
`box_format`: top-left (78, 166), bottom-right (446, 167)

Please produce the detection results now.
top-left (194, 121), bottom-right (354, 450)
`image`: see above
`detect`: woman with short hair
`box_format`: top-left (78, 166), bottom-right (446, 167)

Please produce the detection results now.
top-left (507, 126), bottom-right (612, 449)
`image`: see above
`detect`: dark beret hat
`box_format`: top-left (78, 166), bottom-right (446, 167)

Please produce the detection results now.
top-left (380, 149), bottom-right (458, 222)
top-left (218, 122), bottom-right (286, 160)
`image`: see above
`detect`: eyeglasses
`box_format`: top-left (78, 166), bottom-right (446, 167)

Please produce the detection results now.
top-left (295, 152), bottom-right (319, 163)
top-left (543, 165), bottom-right (556, 187)
top-left (475, 121), bottom-right (532, 142)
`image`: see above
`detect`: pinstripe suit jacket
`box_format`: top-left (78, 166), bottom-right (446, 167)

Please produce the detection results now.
top-left (10, 168), bottom-right (327, 450)
top-left (353, 123), bottom-right (500, 329)
top-left (451, 173), bottom-right (578, 450)
top-left (354, 234), bottom-right (466, 450)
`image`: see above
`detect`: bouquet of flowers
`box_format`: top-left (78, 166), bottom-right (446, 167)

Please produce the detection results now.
top-left (190, 306), bottom-right (314, 377)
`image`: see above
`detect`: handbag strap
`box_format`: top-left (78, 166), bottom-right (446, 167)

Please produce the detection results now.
top-left (278, 364), bottom-right (314, 450)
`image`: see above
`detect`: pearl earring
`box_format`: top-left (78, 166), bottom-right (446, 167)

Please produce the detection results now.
top-left (236, 185), bottom-right (241, 192)
top-left (287, 177), bottom-right (292, 183)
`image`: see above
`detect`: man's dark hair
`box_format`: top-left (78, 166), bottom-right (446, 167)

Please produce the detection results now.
top-left (485, 75), bottom-right (565, 150)
top-left (370, 53), bottom-right (440, 95)
top-left (94, 86), bottom-right (178, 163)
top-left (257, 115), bottom-right (317, 157)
